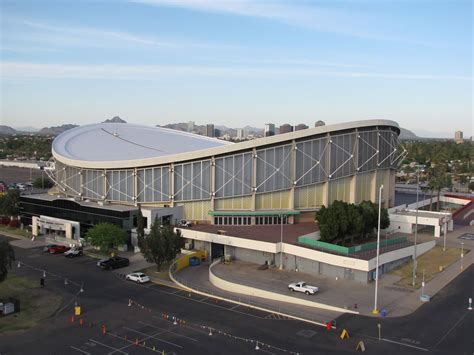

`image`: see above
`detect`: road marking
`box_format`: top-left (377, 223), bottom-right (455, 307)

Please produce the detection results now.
top-left (122, 326), bottom-right (183, 348)
top-left (70, 346), bottom-right (91, 354)
top-left (171, 289), bottom-right (182, 294)
top-left (138, 321), bottom-right (198, 341)
top-left (229, 304), bottom-right (240, 310)
top-left (382, 338), bottom-right (429, 351)
top-left (89, 339), bottom-right (128, 354)
top-left (433, 311), bottom-right (469, 349)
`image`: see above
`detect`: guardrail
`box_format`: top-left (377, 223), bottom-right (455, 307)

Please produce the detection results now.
top-left (169, 257), bottom-right (340, 325)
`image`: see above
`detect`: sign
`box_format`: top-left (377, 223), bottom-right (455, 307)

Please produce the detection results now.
top-left (356, 341), bottom-right (366, 352)
top-left (340, 329), bottom-right (349, 340)
top-left (75, 306), bottom-right (81, 316)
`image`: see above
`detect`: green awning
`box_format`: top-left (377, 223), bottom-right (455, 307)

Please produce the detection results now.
top-left (208, 210), bottom-right (300, 217)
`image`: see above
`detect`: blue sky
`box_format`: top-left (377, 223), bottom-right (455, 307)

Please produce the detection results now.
top-left (1, 0), bottom-right (472, 138)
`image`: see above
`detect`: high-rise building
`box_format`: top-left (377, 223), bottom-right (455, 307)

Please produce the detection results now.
top-left (279, 124), bottom-right (293, 134)
top-left (206, 124), bottom-right (215, 137)
top-left (236, 128), bottom-right (245, 140)
top-left (187, 121), bottom-right (195, 132)
top-left (214, 128), bottom-right (221, 138)
top-left (264, 123), bottom-right (275, 137)
top-left (295, 124), bottom-right (309, 131)
top-left (455, 130), bottom-right (463, 142)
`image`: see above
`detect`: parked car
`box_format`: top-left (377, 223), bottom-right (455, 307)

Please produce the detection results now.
top-left (179, 219), bottom-right (192, 227)
top-left (97, 258), bottom-right (109, 267)
top-left (125, 272), bottom-right (150, 284)
top-left (64, 247), bottom-right (83, 258)
top-left (43, 244), bottom-right (58, 252)
top-left (49, 245), bottom-right (70, 254)
top-left (98, 257), bottom-right (130, 270)
top-left (288, 281), bottom-right (319, 295)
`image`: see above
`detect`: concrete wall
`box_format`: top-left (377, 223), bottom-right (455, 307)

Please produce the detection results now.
top-left (208, 259), bottom-right (359, 314)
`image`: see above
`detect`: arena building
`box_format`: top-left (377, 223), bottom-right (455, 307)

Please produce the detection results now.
top-left (48, 119), bottom-right (404, 223)
top-left (19, 119), bottom-right (430, 283)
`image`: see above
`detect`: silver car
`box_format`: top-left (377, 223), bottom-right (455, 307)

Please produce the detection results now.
top-left (125, 272), bottom-right (150, 284)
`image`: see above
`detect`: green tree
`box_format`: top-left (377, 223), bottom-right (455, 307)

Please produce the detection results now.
top-left (33, 176), bottom-right (54, 189)
top-left (0, 240), bottom-right (15, 283)
top-left (0, 189), bottom-right (20, 216)
top-left (85, 223), bottom-right (127, 253)
top-left (140, 220), bottom-right (184, 271)
top-left (346, 203), bottom-right (364, 245)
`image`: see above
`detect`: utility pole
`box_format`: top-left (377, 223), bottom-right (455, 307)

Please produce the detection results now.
top-left (412, 170), bottom-right (420, 286)
top-left (372, 185), bottom-right (383, 314)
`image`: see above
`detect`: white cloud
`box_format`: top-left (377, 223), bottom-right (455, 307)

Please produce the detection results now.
top-left (1, 61), bottom-right (470, 81)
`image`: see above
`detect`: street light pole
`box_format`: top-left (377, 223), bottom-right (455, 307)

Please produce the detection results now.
top-left (372, 184), bottom-right (383, 315)
top-left (412, 170), bottom-right (420, 286)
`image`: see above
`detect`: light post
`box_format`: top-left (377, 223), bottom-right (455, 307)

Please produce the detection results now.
top-left (412, 170), bottom-right (420, 286)
top-left (442, 217), bottom-right (447, 252)
top-left (372, 184), bottom-right (383, 315)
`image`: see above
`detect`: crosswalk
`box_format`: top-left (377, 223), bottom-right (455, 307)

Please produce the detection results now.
top-left (264, 313), bottom-right (292, 320)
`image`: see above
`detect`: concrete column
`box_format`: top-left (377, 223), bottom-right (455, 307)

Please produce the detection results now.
top-left (289, 140), bottom-right (296, 210)
top-left (170, 164), bottom-right (175, 207)
top-left (324, 133), bottom-right (331, 205)
top-left (32, 216), bottom-right (38, 237)
top-left (65, 223), bottom-right (72, 239)
top-left (251, 147), bottom-right (257, 214)
top-left (434, 225), bottom-right (441, 238)
top-left (210, 157), bottom-right (216, 224)
top-left (102, 170), bottom-right (107, 200)
top-left (79, 169), bottom-right (84, 200)
top-left (133, 168), bottom-right (138, 206)
top-left (350, 175), bottom-right (357, 204)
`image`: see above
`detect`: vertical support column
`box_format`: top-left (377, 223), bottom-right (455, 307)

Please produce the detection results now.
top-left (170, 163), bottom-right (175, 207)
top-left (210, 157), bottom-right (216, 224)
top-left (102, 170), bottom-right (107, 201)
top-left (251, 148), bottom-right (257, 225)
top-left (289, 140), bottom-right (296, 212)
top-left (79, 168), bottom-right (84, 200)
top-left (351, 129), bottom-right (359, 204)
top-left (324, 133), bottom-right (331, 205)
top-left (133, 168), bottom-right (138, 206)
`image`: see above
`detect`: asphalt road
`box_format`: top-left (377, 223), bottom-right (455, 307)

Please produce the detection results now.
top-left (0, 236), bottom-right (472, 355)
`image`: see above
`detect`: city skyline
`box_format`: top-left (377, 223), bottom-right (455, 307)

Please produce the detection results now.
top-left (1, 0), bottom-right (472, 138)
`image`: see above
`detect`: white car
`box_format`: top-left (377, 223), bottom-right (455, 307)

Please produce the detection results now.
top-left (288, 281), bottom-right (319, 295)
top-left (125, 272), bottom-right (150, 284)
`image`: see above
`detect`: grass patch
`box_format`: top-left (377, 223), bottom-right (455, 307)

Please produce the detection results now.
top-left (390, 246), bottom-right (466, 289)
top-left (0, 275), bottom-right (62, 332)
top-left (0, 225), bottom-right (32, 238)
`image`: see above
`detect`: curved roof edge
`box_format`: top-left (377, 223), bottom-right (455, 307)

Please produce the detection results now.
top-left (53, 119), bottom-right (399, 169)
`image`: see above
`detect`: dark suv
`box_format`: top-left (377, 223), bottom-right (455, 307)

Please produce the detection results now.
top-left (98, 257), bottom-right (130, 270)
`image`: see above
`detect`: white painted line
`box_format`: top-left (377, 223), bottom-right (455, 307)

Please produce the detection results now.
top-left (433, 311), bottom-right (468, 349)
top-left (123, 326), bottom-right (183, 348)
top-left (138, 321), bottom-right (198, 342)
top-left (229, 304), bottom-right (240, 310)
top-left (382, 338), bottom-right (429, 351)
top-left (171, 289), bottom-right (182, 294)
top-left (70, 346), bottom-right (91, 355)
top-left (89, 339), bottom-right (129, 354)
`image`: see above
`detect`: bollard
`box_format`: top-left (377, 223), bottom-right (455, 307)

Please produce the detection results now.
top-left (70, 316), bottom-right (75, 323)
top-left (88, 322), bottom-right (92, 328)
top-left (135, 338), bottom-right (139, 346)
top-left (79, 319), bottom-right (84, 326)
top-left (102, 325), bottom-right (107, 335)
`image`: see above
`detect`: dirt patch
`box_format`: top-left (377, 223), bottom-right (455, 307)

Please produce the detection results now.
top-left (0, 276), bottom-right (63, 333)
top-left (389, 246), bottom-right (466, 289)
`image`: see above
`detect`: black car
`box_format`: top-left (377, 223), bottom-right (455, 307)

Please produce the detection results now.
top-left (98, 257), bottom-right (130, 270)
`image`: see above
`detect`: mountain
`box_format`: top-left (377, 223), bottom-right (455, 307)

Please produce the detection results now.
top-left (103, 116), bottom-right (127, 123)
top-left (15, 126), bottom-right (40, 132)
top-left (38, 124), bottom-right (79, 136)
top-left (399, 127), bottom-right (419, 140)
top-left (0, 125), bottom-right (17, 135)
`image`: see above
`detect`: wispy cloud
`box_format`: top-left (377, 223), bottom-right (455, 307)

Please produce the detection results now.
top-left (3, 18), bottom-right (240, 51)
top-left (1, 62), bottom-right (470, 81)
top-left (132, 0), bottom-right (437, 45)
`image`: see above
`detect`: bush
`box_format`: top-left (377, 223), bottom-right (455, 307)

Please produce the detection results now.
top-left (32, 177), bottom-right (54, 189)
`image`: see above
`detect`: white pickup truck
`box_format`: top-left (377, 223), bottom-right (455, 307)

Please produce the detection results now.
top-left (288, 281), bottom-right (319, 295)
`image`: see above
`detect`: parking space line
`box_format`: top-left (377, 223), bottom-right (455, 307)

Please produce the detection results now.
top-left (138, 321), bottom-right (198, 342)
top-left (122, 326), bottom-right (184, 349)
top-left (70, 346), bottom-right (91, 354)
top-left (229, 304), bottom-right (240, 310)
top-left (89, 338), bottom-right (128, 354)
